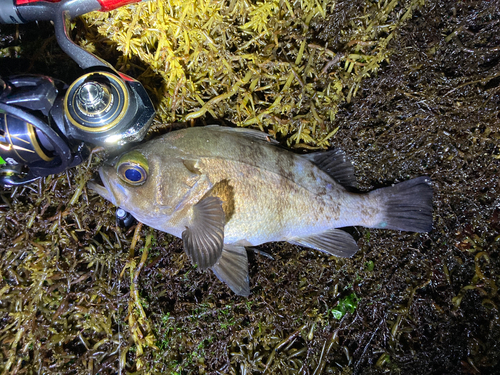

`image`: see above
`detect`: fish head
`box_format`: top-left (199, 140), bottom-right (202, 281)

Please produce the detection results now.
top-left (88, 144), bottom-right (187, 224)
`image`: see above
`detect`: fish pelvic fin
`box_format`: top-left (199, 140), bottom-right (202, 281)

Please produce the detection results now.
top-left (370, 176), bottom-right (433, 232)
top-left (289, 229), bottom-right (359, 258)
top-left (211, 244), bottom-right (250, 296)
top-left (182, 196), bottom-right (225, 269)
top-left (302, 148), bottom-right (356, 188)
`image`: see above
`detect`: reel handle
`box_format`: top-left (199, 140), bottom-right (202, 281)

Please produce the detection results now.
top-left (0, 0), bottom-right (145, 69)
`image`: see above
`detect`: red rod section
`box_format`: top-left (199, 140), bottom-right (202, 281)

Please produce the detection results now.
top-left (97, 0), bottom-right (142, 11)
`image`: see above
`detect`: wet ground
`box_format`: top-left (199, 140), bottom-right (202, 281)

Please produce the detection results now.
top-left (1, 0), bottom-right (499, 374)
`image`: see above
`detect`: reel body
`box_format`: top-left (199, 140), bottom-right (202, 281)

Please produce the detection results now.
top-left (0, 71), bottom-right (154, 185)
top-left (0, 0), bottom-right (155, 186)
top-left (63, 71), bottom-right (154, 146)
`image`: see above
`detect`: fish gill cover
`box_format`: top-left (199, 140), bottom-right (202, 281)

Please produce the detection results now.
top-left (82, 0), bottom-right (424, 147)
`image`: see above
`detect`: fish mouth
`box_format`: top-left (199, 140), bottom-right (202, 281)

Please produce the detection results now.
top-left (88, 167), bottom-right (118, 206)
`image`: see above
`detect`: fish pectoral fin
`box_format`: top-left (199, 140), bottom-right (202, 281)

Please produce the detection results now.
top-left (182, 196), bottom-right (225, 269)
top-left (211, 244), bottom-right (250, 297)
top-left (289, 229), bottom-right (359, 258)
top-left (302, 148), bottom-right (356, 188)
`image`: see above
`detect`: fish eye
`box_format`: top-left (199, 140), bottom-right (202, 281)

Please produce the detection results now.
top-left (116, 151), bottom-right (149, 186)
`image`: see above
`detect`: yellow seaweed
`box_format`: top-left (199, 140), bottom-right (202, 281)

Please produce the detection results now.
top-left (82, 0), bottom-right (425, 147)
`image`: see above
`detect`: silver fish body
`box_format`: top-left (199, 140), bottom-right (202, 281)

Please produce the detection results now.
top-left (89, 126), bottom-right (433, 296)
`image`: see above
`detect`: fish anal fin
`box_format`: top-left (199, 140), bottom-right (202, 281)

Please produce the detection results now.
top-left (211, 244), bottom-right (250, 296)
top-left (289, 229), bottom-right (359, 258)
top-left (302, 148), bottom-right (356, 188)
top-left (182, 196), bottom-right (225, 269)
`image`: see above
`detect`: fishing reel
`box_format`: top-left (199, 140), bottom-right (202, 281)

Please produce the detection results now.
top-left (0, 0), bottom-right (155, 186)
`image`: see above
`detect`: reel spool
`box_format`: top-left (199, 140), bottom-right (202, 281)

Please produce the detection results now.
top-left (0, 101), bottom-right (75, 186)
top-left (0, 110), bottom-right (54, 165)
top-left (0, 76), bottom-right (75, 185)
top-left (62, 71), bottom-right (154, 146)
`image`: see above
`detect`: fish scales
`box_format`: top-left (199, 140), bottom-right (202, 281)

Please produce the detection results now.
top-left (89, 126), bottom-right (433, 296)
top-left (162, 129), bottom-right (362, 238)
top-left (198, 157), bottom-right (341, 244)
top-left (155, 130), bottom-right (350, 241)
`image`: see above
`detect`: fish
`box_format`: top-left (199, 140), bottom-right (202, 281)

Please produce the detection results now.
top-left (89, 126), bottom-right (433, 296)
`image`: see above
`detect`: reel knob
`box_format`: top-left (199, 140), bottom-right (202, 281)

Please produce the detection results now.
top-left (116, 208), bottom-right (136, 228)
top-left (76, 80), bottom-right (112, 115)
top-left (62, 70), bottom-right (154, 146)
top-left (64, 71), bottom-right (129, 136)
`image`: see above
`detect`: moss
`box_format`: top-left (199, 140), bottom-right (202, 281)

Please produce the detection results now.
top-left (330, 292), bottom-right (359, 319)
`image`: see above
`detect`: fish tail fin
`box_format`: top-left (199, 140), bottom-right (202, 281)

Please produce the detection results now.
top-left (369, 176), bottom-right (433, 232)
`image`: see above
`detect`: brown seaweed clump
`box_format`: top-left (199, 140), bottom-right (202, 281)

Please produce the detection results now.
top-left (0, 0), bottom-right (500, 374)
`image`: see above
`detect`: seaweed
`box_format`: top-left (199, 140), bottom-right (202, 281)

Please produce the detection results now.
top-left (1, 0), bottom-right (500, 374)
top-left (82, 0), bottom-right (425, 147)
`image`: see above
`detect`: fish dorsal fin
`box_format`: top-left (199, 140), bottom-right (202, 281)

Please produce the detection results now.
top-left (205, 125), bottom-right (280, 145)
top-left (289, 229), bottom-right (359, 258)
top-left (182, 196), bottom-right (225, 269)
top-left (302, 148), bottom-right (356, 188)
top-left (211, 244), bottom-right (250, 296)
